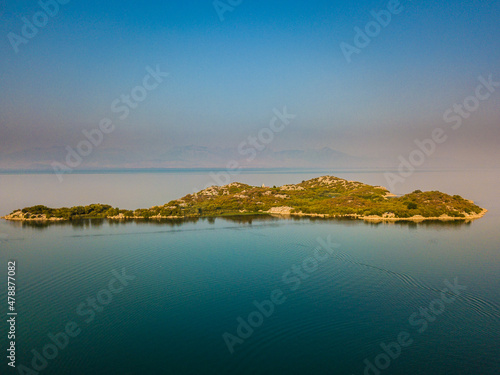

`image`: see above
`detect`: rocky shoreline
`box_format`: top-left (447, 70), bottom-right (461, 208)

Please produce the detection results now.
top-left (3, 208), bottom-right (488, 223)
top-left (266, 207), bottom-right (488, 222)
top-left (1, 211), bottom-right (66, 222)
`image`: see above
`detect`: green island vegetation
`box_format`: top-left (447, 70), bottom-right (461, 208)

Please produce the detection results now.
top-left (2, 176), bottom-right (486, 222)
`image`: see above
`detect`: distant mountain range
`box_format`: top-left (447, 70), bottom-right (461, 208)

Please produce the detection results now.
top-left (0, 145), bottom-right (369, 170)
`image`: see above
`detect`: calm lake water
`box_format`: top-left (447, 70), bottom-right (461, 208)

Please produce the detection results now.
top-left (0, 169), bottom-right (499, 375)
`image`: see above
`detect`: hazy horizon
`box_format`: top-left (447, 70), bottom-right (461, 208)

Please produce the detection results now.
top-left (1, 1), bottom-right (499, 172)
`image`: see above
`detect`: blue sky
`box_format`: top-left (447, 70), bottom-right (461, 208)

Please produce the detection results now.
top-left (0, 0), bottom-right (499, 169)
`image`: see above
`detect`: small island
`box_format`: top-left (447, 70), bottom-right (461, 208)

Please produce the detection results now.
top-left (2, 176), bottom-right (487, 222)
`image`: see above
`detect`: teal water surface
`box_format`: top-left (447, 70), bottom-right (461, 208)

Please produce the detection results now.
top-left (0, 170), bottom-right (499, 374)
top-left (0, 215), bottom-right (499, 375)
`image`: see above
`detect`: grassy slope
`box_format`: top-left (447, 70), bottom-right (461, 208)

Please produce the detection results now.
top-left (4, 176), bottom-right (485, 220)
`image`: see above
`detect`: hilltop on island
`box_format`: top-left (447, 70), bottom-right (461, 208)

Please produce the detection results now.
top-left (2, 176), bottom-right (487, 222)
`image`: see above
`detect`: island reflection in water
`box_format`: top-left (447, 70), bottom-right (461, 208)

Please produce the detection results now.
top-left (4, 214), bottom-right (473, 231)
